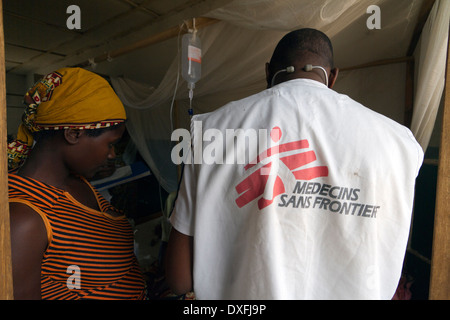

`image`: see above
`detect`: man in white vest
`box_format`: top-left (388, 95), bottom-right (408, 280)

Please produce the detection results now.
top-left (165, 28), bottom-right (424, 299)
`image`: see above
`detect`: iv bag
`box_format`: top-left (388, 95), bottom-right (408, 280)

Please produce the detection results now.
top-left (181, 31), bottom-right (201, 90)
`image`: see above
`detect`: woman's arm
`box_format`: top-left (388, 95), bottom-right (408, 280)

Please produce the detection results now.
top-left (9, 202), bottom-right (48, 300)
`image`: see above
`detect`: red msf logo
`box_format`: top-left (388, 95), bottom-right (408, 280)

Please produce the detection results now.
top-left (235, 127), bottom-right (328, 210)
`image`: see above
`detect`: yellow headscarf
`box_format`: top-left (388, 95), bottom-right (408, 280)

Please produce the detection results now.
top-left (7, 67), bottom-right (127, 169)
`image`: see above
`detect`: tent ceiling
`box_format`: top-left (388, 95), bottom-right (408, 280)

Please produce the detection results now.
top-left (3, 0), bottom-right (432, 86)
top-left (3, 0), bottom-right (230, 85)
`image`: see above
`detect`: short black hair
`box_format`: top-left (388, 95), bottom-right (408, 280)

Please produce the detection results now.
top-left (269, 28), bottom-right (334, 71)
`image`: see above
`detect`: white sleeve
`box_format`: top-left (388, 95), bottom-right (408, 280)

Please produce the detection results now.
top-left (170, 161), bottom-right (196, 236)
top-left (404, 126), bottom-right (424, 177)
top-left (169, 114), bottom-right (201, 237)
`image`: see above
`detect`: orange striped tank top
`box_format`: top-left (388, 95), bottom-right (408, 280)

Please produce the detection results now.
top-left (8, 173), bottom-right (147, 300)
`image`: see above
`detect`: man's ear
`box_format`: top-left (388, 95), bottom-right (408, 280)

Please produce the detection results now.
top-left (328, 67), bottom-right (339, 89)
top-left (64, 128), bottom-right (83, 145)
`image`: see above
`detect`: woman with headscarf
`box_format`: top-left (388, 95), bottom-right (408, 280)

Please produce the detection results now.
top-left (8, 68), bottom-right (147, 300)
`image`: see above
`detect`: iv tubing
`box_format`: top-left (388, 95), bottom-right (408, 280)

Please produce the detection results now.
top-left (169, 21), bottom-right (187, 133)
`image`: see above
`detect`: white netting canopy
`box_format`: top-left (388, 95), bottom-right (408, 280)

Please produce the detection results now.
top-left (110, 0), bottom-right (449, 193)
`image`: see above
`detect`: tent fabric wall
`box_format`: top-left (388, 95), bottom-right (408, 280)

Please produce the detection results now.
top-left (410, 0), bottom-right (450, 151)
top-left (333, 63), bottom-right (407, 125)
top-left (110, 0), bottom-right (442, 193)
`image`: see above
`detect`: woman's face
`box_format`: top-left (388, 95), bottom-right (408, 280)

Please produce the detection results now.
top-left (67, 124), bottom-right (126, 180)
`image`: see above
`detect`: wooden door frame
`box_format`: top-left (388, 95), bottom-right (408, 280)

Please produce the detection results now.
top-left (429, 30), bottom-right (450, 300)
top-left (0, 0), bottom-right (14, 300)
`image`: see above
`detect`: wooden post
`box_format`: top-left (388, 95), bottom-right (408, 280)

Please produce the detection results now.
top-left (429, 32), bottom-right (450, 300)
top-left (0, 0), bottom-right (14, 300)
top-left (72, 17), bottom-right (219, 69)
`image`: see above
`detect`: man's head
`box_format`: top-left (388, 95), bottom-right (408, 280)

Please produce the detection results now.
top-left (266, 28), bottom-right (338, 88)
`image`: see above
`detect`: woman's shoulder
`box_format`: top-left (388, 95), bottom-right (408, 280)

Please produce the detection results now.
top-left (8, 172), bottom-right (62, 208)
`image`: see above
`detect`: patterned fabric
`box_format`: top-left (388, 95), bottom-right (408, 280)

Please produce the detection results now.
top-left (7, 67), bottom-right (126, 170)
top-left (7, 139), bottom-right (31, 171)
top-left (8, 173), bottom-right (147, 300)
